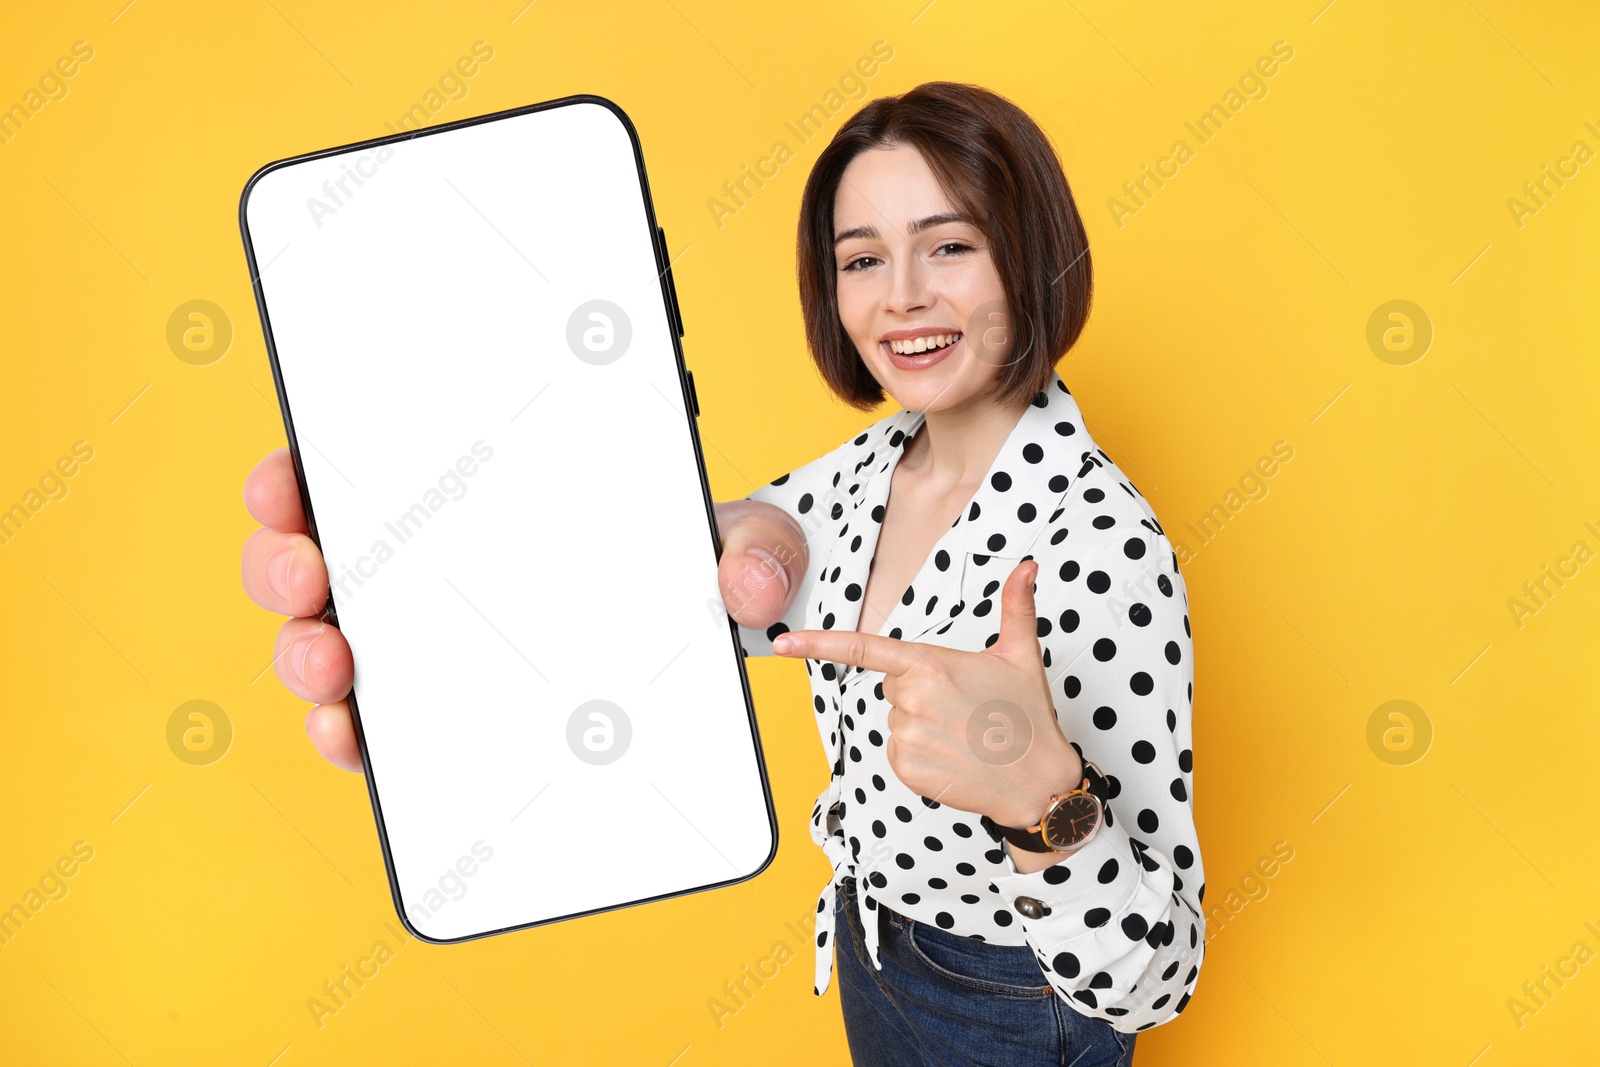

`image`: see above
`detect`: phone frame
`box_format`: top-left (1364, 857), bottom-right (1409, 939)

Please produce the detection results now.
top-left (237, 93), bottom-right (777, 944)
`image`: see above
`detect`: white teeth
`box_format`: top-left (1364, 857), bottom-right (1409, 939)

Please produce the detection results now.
top-left (887, 332), bottom-right (960, 355)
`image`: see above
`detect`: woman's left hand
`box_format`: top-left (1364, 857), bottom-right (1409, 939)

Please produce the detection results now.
top-left (772, 558), bottom-right (1083, 828)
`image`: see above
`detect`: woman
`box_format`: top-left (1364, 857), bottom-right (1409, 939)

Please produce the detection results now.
top-left (725, 82), bottom-right (1204, 1065)
top-left (240, 80), bottom-right (1201, 1067)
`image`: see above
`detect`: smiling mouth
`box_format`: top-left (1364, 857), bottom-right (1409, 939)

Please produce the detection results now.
top-left (884, 332), bottom-right (962, 356)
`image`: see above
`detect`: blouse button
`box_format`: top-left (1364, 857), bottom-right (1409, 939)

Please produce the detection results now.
top-left (1014, 896), bottom-right (1046, 920)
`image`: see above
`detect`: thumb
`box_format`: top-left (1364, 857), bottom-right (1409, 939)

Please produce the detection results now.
top-left (988, 558), bottom-right (1041, 662)
top-left (714, 500), bottom-right (808, 629)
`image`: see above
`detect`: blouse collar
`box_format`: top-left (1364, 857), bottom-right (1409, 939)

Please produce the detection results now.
top-left (808, 367), bottom-right (1098, 657)
top-left (868, 367), bottom-right (1091, 561)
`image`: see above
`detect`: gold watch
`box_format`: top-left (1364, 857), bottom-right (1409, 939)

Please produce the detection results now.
top-left (991, 759), bottom-right (1109, 854)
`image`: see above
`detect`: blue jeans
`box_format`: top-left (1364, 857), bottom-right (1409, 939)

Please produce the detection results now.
top-left (834, 874), bottom-right (1137, 1067)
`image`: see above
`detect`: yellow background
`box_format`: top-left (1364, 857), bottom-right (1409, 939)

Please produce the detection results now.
top-left (2, 1), bottom-right (1597, 1063)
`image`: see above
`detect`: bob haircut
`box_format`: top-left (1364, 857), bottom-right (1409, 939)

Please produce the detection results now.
top-left (796, 81), bottom-right (1093, 412)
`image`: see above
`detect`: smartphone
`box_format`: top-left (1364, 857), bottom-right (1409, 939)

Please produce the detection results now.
top-left (239, 95), bottom-right (776, 943)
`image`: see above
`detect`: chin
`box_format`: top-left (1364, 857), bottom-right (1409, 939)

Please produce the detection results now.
top-left (882, 364), bottom-right (986, 413)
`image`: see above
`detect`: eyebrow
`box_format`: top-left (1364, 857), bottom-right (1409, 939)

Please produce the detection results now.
top-left (833, 212), bottom-right (972, 246)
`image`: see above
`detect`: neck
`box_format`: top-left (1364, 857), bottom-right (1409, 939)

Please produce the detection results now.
top-left (902, 388), bottom-right (1032, 493)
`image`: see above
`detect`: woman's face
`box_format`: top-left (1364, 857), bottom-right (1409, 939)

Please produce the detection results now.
top-left (832, 143), bottom-right (1013, 415)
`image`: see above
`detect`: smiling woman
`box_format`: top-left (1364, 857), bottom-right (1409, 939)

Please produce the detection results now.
top-left (731, 81), bottom-right (1204, 1066)
top-left (797, 85), bottom-right (1090, 417)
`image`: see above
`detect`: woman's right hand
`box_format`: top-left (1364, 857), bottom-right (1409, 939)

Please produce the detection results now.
top-left (240, 447), bottom-right (810, 774)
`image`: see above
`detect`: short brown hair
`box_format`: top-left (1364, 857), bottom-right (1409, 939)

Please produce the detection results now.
top-left (796, 81), bottom-right (1093, 411)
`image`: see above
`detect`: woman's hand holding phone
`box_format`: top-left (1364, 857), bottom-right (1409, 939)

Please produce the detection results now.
top-left (240, 447), bottom-right (811, 773)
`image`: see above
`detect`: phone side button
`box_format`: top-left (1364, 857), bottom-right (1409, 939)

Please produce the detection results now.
top-left (686, 370), bottom-right (701, 417)
top-left (659, 226), bottom-right (685, 339)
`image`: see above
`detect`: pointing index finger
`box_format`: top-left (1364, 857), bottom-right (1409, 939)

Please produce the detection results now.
top-left (772, 628), bottom-right (921, 676)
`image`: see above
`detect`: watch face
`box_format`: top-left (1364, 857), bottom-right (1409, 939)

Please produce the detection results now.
top-left (1042, 793), bottom-right (1101, 850)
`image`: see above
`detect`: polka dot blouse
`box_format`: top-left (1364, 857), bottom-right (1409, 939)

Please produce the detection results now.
top-left (736, 368), bottom-right (1205, 1034)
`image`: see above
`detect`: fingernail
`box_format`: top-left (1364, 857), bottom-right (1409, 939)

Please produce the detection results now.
top-left (773, 633), bottom-right (795, 654)
top-left (286, 625), bottom-right (326, 685)
top-left (267, 546), bottom-right (296, 605)
top-left (749, 546), bottom-right (791, 596)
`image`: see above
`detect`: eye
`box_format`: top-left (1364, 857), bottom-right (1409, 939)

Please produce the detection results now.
top-left (840, 255), bottom-right (881, 273)
top-left (935, 241), bottom-right (973, 256)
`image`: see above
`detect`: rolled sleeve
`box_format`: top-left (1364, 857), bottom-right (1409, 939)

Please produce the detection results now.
top-left (994, 523), bottom-right (1205, 1033)
top-left (990, 808), bottom-right (1189, 1027)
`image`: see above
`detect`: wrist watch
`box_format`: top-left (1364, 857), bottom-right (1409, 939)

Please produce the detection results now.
top-left (991, 758), bottom-right (1111, 854)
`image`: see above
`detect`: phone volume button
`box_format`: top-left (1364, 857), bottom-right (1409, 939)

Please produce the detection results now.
top-left (686, 370), bottom-right (701, 417)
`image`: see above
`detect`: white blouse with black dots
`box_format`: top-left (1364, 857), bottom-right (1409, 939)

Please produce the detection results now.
top-left (736, 367), bottom-right (1205, 1034)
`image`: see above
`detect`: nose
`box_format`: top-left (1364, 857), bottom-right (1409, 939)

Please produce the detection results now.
top-left (884, 244), bottom-right (936, 315)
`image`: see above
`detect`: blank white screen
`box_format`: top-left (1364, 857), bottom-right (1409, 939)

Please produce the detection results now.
top-left (242, 99), bottom-right (774, 942)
